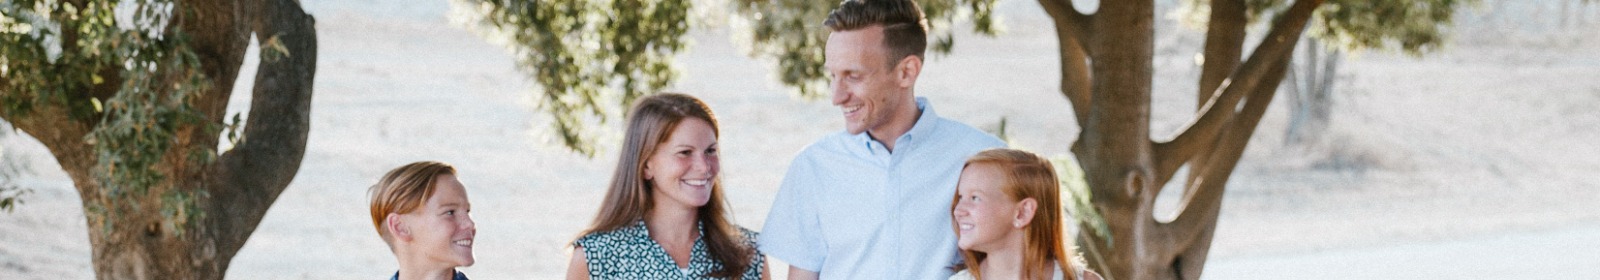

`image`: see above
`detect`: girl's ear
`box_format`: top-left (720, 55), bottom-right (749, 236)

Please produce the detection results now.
top-left (1014, 198), bottom-right (1038, 228)
top-left (387, 213), bottom-right (412, 242)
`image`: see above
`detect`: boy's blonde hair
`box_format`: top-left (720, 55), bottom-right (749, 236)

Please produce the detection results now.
top-left (368, 161), bottom-right (457, 248)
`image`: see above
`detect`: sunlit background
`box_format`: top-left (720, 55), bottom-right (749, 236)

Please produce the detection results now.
top-left (2, 0), bottom-right (1597, 278)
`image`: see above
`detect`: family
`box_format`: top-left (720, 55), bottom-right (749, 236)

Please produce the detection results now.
top-left (363, 0), bottom-right (1103, 279)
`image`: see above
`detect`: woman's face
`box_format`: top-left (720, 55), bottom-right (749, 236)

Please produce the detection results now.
top-left (953, 163), bottom-right (1023, 253)
top-left (400, 174), bottom-right (476, 268)
top-left (645, 118), bottom-right (720, 211)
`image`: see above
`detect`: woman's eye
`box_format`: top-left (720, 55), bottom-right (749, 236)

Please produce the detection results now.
top-left (705, 148), bottom-right (718, 155)
top-left (444, 210), bottom-right (455, 216)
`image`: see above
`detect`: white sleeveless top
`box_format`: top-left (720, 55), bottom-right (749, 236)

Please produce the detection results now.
top-left (948, 262), bottom-right (1085, 280)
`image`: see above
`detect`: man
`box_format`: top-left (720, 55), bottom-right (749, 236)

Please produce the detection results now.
top-left (759, 0), bottom-right (1005, 279)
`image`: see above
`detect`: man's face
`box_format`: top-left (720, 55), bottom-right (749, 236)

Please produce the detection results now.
top-left (825, 25), bottom-right (912, 135)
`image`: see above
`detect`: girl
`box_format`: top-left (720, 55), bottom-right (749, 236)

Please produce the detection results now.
top-left (565, 93), bottom-right (768, 280)
top-left (950, 149), bottom-right (1101, 280)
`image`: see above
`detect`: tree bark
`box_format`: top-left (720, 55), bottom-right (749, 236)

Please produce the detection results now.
top-left (1058, 1), bottom-right (1322, 279)
top-left (4, 0), bottom-right (316, 279)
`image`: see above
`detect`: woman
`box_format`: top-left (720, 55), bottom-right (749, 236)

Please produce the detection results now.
top-left (368, 161), bottom-right (476, 280)
top-left (949, 149), bottom-right (1101, 280)
top-left (566, 93), bottom-right (768, 280)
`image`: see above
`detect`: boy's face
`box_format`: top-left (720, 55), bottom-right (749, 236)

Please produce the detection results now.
top-left (400, 174), bottom-right (476, 268)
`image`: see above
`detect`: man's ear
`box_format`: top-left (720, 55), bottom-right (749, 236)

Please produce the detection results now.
top-left (1014, 198), bottom-right (1038, 228)
top-left (895, 55), bottom-right (922, 88)
top-left (387, 213), bottom-right (412, 242)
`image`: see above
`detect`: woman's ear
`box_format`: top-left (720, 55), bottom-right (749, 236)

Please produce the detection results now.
top-left (642, 162), bottom-right (654, 180)
top-left (386, 213), bottom-right (412, 242)
top-left (1013, 198), bottom-right (1038, 228)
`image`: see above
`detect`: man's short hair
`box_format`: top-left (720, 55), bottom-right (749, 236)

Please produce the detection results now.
top-left (824, 0), bottom-right (929, 68)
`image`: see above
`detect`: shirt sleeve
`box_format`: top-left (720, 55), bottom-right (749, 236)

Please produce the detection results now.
top-left (758, 153), bottom-right (827, 271)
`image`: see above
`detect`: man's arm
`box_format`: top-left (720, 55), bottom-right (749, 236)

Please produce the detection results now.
top-left (787, 265), bottom-right (820, 280)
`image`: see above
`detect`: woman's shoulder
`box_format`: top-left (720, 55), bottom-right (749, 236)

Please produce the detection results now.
top-left (736, 227), bottom-right (758, 240)
top-left (574, 222), bottom-right (648, 248)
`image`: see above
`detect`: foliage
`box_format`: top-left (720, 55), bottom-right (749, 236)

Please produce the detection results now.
top-left (0, 122), bottom-right (29, 213)
top-left (455, 0), bottom-right (693, 156)
top-left (457, 0), bottom-right (999, 155)
top-left (730, 0), bottom-right (1001, 99)
top-left (1, 0), bottom-right (212, 228)
top-left (1178, 0), bottom-right (1479, 55)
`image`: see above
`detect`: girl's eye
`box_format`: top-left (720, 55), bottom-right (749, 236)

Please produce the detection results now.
top-left (705, 147), bottom-right (718, 156)
top-left (444, 210), bottom-right (455, 216)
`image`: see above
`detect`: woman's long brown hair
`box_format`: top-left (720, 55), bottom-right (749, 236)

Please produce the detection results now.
top-left (576, 93), bottom-right (752, 279)
top-left (952, 149), bottom-right (1078, 280)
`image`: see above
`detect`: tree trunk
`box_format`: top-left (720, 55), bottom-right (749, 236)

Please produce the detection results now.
top-left (1284, 37), bottom-right (1340, 146)
top-left (1044, 0), bottom-right (1322, 279)
top-left (2, 0), bottom-right (315, 278)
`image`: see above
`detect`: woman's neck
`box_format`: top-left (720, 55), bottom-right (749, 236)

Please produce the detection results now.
top-left (645, 204), bottom-right (700, 246)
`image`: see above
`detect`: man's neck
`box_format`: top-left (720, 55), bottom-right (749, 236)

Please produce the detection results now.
top-left (867, 105), bottom-right (922, 152)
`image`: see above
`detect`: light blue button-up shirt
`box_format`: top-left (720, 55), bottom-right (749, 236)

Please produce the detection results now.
top-left (760, 97), bottom-right (1005, 279)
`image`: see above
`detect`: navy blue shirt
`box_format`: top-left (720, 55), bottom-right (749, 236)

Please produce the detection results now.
top-left (389, 270), bottom-right (468, 280)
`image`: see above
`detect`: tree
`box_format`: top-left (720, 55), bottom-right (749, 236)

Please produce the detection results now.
top-left (0, 0), bottom-right (316, 278)
top-left (459, 0), bottom-right (1469, 278)
top-left (1281, 36), bottom-right (1340, 147)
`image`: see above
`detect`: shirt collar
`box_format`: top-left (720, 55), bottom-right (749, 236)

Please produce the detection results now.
top-left (390, 270), bottom-right (468, 280)
top-left (857, 97), bottom-right (938, 151)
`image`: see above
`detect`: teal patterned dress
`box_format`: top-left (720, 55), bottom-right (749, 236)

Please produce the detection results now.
top-left (575, 220), bottom-right (764, 279)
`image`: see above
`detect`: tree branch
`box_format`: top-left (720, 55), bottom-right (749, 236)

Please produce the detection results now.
top-left (207, 0), bottom-right (316, 261)
top-left (1041, 0), bottom-right (1093, 125)
top-left (1151, 0), bottom-right (1322, 181)
top-left (1197, 0), bottom-right (1248, 108)
top-left (1164, 55), bottom-right (1288, 241)
top-left (1038, 0), bottom-right (1094, 52)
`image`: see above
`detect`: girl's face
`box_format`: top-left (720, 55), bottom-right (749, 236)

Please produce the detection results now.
top-left (953, 163), bottom-right (1025, 253)
top-left (644, 118), bottom-right (720, 211)
top-left (399, 174), bottom-right (476, 268)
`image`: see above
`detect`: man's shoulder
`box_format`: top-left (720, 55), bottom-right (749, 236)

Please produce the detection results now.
top-left (927, 116), bottom-right (1004, 148)
top-left (792, 130), bottom-right (860, 158)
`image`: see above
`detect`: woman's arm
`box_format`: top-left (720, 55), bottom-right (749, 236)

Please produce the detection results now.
top-left (760, 256), bottom-right (772, 280)
top-left (787, 265), bottom-right (819, 280)
top-left (565, 246), bottom-right (590, 280)
top-left (1082, 269), bottom-right (1103, 280)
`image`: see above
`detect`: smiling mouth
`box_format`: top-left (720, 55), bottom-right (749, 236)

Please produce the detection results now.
top-left (684, 179), bottom-right (709, 187)
top-left (454, 239), bottom-right (473, 247)
top-left (958, 223), bottom-right (974, 231)
top-left (841, 105), bottom-right (862, 115)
